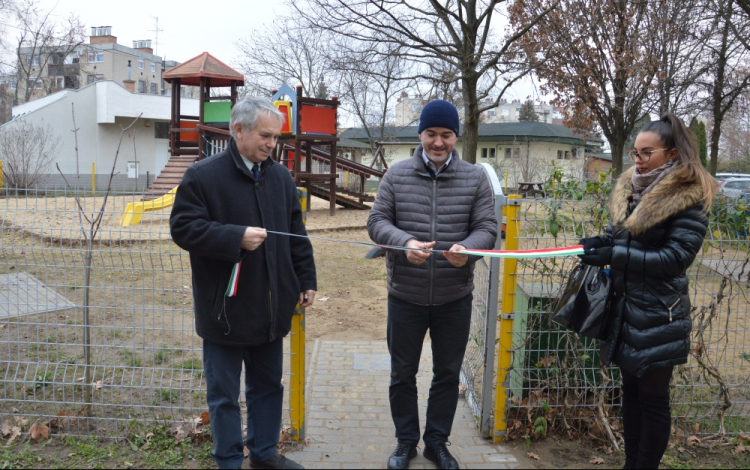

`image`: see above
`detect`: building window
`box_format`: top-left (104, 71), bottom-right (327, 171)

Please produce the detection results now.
top-left (151, 63), bottom-right (156, 73)
top-left (10, 81), bottom-right (17, 90)
top-left (138, 80), bottom-right (146, 93)
top-left (26, 55), bottom-right (40, 66)
top-left (487, 109), bottom-right (496, 116)
top-left (65, 53), bottom-right (79, 65)
top-left (513, 148), bottom-right (520, 158)
top-left (150, 83), bottom-right (157, 94)
top-left (505, 148), bottom-right (512, 158)
top-left (54, 76), bottom-right (65, 89)
top-left (155, 122), bottom-right (170, 139)
top-left (565, 151), bottom-right (571, 160)
top-left (557, 150), bottom-right (564, 160)
top-left (502, 108), bottom-right (510, 117)
top-left (27, 79), bottom-right (43, 90)
top-left (139, 59), bottom-right (144, 69)
top-left (482, 148), bottom-right (488, 159)
top-left (489, 148), bottom-right (496, 158)
top-left (88, 52), bottom-right (104, 63)
top-left (411, 104), bottom-right (420, 112)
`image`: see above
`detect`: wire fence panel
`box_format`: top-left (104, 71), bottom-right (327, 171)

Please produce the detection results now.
top-left (501, 196), bottom-right (750, 442)
top-left (0, 187), bottom-right (295, 438)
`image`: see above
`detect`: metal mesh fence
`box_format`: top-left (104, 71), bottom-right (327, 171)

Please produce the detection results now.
top-left (0, 187), bottom-right (295, 437)
top-left (503, 196), bottom-right (750, 440)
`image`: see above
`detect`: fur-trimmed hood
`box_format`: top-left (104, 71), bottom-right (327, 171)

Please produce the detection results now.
top-left (610, 166), bottom-right (705, 235)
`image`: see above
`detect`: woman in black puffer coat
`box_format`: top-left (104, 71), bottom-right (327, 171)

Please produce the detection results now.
top-left (579, 114), bottom-right (715, 469)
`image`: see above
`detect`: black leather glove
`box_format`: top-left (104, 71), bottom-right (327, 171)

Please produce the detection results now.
top-left (579, 236), bottom-right (612, 252)
top-left (578, 246), bottom-right (613, 267)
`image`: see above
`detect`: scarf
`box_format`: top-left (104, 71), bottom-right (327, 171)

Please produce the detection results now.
top-left (629, 159), bottom-right (678, 213)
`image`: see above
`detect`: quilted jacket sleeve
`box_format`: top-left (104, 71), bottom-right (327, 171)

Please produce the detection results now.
top-left (367, 170), bottom-right (417, 253)
top-left (610, 207), bottom-right (708, 279)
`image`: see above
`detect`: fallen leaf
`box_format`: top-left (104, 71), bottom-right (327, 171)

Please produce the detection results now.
top-left (318, 297), bottom-right (329, 302)
top-left (739, 432), bottom-right (750, 444)
top-left (67, 453), bottom-right (76, 458)
top-left (11, 408), bottom-right (17, 414)
top-left (677, 447), bottom-right (686, 453)
top-left (1, 421), bottom-right (10, 438)
top-left (200, 411), bottom-right (210, 426)
top-left (590, 457), bottom-right (605, 465)
top-left (536, 356), bottom-right (557, 368)
top-left (736, 445), bottom-right (748, 454)
top-left (243, 446), bottom-right (249, 457)
top-left (76, 377), bottom-right (85, 382)
top-left (687, 435), bottom-right (701, 446)
top-left (0, 324), bottom-right (6, 330)
top-left (29, 422), bottom-right (49, 442)
top-left (145, 433), bottom-right (154, 439)
top-left (6, 426), bottom-right (21, 446)
top-left (13, 417), bottom-right (29, 428)
top-left (279, 431), bottom-right (292, 442)
top-left (694, 423), bottom-right (700, 434)
top-left (173, 426), bottom-right (187, 444)
top-left (93, 380), bottom-right (102, 390)
top-left (527, 452), bottom-right (541, 460)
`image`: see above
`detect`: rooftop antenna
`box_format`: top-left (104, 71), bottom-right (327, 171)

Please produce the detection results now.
top-left (149, 17), bottom-right (164, 56)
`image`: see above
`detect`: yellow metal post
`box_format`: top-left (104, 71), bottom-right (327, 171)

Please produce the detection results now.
top-left (494, 194), bottom-right (521, 443)
top-left (289, 188), bottom-right (308, 441)
top-left (91, 163), bottom-right (95, 194)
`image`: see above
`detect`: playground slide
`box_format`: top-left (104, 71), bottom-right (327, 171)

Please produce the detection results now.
top-left (120, 186), bottom-right (178, 227)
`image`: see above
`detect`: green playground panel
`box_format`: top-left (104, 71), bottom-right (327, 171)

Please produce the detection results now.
top-left (204, 101), bottom-right (232, 123)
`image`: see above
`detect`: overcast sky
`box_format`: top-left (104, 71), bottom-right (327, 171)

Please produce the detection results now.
top-left (19, 0), bottom-right (549, 105)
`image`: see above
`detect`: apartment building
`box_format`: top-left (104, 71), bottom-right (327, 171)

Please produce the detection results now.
top-left (14, 26), bottom-right (167, 104)
top-left (393, 92), bottom-right (565, 126)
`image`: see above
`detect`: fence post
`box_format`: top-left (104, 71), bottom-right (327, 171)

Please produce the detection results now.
top-left (289, 188), bottom-right (308, 441)
top-left (494, 194), bottom-right (521, 443)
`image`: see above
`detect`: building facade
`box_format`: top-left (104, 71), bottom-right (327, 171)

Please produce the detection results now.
top-left (340, 122), bottom-right (603, 189)
top-left (3, 80), bottom-right (198, 190)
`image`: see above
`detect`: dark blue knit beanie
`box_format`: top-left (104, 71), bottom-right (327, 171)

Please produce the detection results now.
top-left (418, 100), bottom-right (460, 137)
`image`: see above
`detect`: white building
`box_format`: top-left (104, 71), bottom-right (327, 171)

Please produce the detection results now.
top-left (3, 80), bottom-right (198, 190)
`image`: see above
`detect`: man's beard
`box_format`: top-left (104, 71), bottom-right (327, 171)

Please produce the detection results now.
top-left (425, 149), bottom-right (450, 164)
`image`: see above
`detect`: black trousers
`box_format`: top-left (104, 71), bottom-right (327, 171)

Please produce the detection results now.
top-left (621, 366), bottom-right (674, 470)
top-left (387, 294), bottom-right (473, 447)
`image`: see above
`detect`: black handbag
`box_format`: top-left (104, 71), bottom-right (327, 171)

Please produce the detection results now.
top-left (550, 262), bottom-right (611, 340)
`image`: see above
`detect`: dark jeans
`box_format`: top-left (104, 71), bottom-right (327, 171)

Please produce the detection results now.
top-left (621, 366), bottom-right (674, 469)
top-left (387, 293), bottom-right (473, 447)
top-left (203, 338), bottom-right (283, 469)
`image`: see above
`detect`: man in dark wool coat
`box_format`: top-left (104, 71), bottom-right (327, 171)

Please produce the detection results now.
top-left (170, 97), bottom-right (316, 470)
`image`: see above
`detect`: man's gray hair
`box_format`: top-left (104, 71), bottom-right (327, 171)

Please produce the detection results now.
top-left (230, 96), bottom-right (285, 139)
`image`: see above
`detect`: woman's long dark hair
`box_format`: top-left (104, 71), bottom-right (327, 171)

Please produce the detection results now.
top-left (640, 113), bottom-right (716, 210)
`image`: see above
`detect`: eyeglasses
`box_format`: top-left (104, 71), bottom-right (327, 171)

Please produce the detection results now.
top-left (627, 148), bottom-right (671, 162)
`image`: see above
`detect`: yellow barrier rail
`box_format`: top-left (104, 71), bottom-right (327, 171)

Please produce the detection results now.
top-left (494, 194), bottom-right (521, 443)
top-left (289, 188), bottom-right (308, 441)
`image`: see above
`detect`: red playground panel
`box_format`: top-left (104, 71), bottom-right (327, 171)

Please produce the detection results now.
top-left (300, 105), bottom-right (336, 135)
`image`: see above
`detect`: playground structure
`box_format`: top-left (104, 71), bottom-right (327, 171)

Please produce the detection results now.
top-left (129, 52), bottom-right (383, 223)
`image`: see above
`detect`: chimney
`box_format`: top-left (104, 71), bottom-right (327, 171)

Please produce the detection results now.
top-left (133, 40), bottom-right (153, 54)
top-left (123, 60), bottom-right (135, 92)
top-left (90, 26), bottom-right (116, 44)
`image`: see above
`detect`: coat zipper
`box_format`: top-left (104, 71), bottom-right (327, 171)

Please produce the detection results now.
top-left (668, 298), bottom-right (680, 322)
top-left (253, 164), bottom-right (275, 338)
top-left (429, 178), bottom-right (437, 306)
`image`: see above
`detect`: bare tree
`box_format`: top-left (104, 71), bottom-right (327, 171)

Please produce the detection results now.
top-left (55, 104), bottom-right (141, 416)
top-left (13, 0), bottom-right (86, 104)
top-left (293, 0), bottom-right (560, 164)
top-left (0, 119), bottom-right (59, 189)
top-left (701, 0), bottom-right (750, 175)
top-left (512, 0), bottom-right (670, 176)
top-left (717, 90), bottom-right (750, 163)
top-left (651, 0), bottom-right (713, 116)
top-left (235, 19), bottom-right (330, 97)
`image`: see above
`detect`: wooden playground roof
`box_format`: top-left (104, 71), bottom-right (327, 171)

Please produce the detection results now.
top-left (162, 52), bottom-right (244, 87)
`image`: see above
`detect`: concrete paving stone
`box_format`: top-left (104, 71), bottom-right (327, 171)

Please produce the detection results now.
top-left (340, 464), bottom-right (384, 469)
top-left (361, 406), bottom-right (391, 414)
top-left (464, 464), bottom-right (509, 469)
top-left (360, 420), bottom-right (394, 429)
top-left (302, 463), bottom-right (342, 469)
top-left (302, 444), bottom-right (343, 453)
top-left (315, 435), bottom-right (364, 445)
top-left (362, 453), bottom-right (392, 464)
top-left (306, 419), bottom-right (324, 427)
top-left (319, 453), bottom-right (368, 463)
top-left (484, 453), bottom-right (518, 463)
top-left (283, 451), bottom-right (324, 462)
top-left (346, 427), bottom-right (381, 436)
top-left (306, 426), bottom-right (344, 436)
top-left (452, 445), bottom-right (498, 455)
top-left (327, 405), bottom-right (362, 413)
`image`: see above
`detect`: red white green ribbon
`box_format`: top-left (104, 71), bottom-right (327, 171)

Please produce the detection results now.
top-left (224, 230), bottom-right (583, 296)
top-left (225, 262), bottom-right (242, 297)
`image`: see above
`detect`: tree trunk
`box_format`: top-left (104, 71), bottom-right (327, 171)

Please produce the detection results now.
top-left (709, 2), bottom-right (731, 176)
top-left (461, 75), bottom-right (479, 164)
top-left (610, 136), bottom-right (626, 178)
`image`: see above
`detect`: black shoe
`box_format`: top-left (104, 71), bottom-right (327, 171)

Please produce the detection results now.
top-left (424, 443), bottom-right (459, 469)
top-left (249, 454), bottom-right (304, 469)
top-left (387, 443), bottom-right (418, 469)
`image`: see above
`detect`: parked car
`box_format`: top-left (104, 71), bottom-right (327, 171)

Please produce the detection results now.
top-left (716, 172), bottom-right (750, 182)
top-left (718, 177), bottom-right (750, 198)
top-left (740, 189), bottom-right (750, 202)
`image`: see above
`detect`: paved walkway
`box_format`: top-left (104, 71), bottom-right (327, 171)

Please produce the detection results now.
top-left (285, 340), bottom-right (518, 469)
